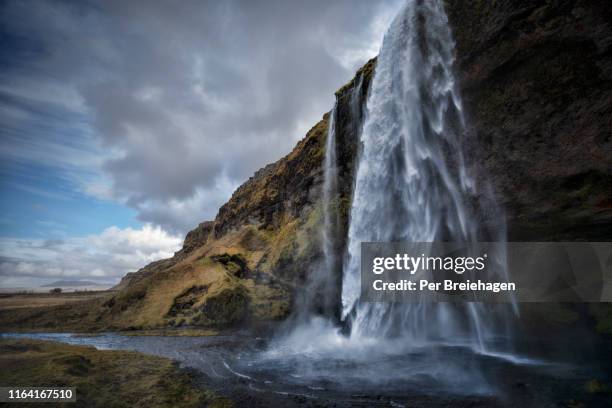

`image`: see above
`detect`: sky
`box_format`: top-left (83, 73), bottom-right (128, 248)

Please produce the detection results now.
top-left (0, 0), bottom-right (403, 288)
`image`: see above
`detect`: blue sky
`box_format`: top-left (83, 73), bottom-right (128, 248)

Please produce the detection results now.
top-left (0, 0), bottom-right (402, 288)
top-left (0, 176), bottom-right (139, 239)
top-left (0, 88), bottom-right (138, 239)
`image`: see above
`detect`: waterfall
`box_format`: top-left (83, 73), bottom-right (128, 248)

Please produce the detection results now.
top-left (317, 102), bottom-right (340, 317)
top-left (261, 2), bottom-right (519, 393)
top-left (322, 105), bottom-right (337, 280)
top-left (276, 0), bottom-right (514, 362)
top-left (340, 0), bottom-right (513, 347)
top-left (301, 71), bottom-right (365, 320)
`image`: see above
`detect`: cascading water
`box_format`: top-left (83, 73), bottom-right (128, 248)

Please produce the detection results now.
top-left (340, 0), bottom-right (513, 348)
top-left (295, 72), bottom-right (365, 321)
top-left (321, 104), bottom-right (338, 302)
top-left (297, 103), bottom-right (341, 319)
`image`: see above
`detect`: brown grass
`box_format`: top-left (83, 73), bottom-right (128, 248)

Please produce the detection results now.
top-left (0, 292), bottom-right (113, 311)
top-left (0, 338), bottom-right (232, 408)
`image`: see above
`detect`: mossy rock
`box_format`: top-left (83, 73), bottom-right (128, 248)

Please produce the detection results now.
top-left (196, 288), bottom-right (249, 326)
top-left (211, 253), bottom-right (249, 278)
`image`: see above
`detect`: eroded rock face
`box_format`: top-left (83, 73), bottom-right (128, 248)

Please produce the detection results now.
top-left (182, 222), bottom-right (214, 253)
top-left (213, 118), bottom-right (328, 239)
top-left (445, 0), bottom-right (612, 240)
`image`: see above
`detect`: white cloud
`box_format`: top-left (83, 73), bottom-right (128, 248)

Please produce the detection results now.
top-left (0, 0), bottom-right (405, 289)
top-left (0, 0), bottom-right (404, 235)
top-left (0, 224), bottom-right (182, 288)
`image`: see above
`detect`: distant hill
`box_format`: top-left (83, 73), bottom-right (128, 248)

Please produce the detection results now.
top-left (42, 280), bottom-right (107, 288)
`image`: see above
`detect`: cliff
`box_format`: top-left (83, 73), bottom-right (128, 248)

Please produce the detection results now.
top-left (445, 0), bottom-right (612, 240)
top-left (2, 2), bottom-right (610, 332)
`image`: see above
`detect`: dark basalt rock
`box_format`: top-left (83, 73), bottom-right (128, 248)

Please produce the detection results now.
top-left (445, 0), bottom-right (612, 240)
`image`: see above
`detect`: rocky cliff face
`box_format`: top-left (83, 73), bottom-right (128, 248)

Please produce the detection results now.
top-left (445, 0), bottom-right (612, 240)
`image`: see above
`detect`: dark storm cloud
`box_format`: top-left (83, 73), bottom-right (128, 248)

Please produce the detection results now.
top-left (1, 0), bottom-right (402, 233)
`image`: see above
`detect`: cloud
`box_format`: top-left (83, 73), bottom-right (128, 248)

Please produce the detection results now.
top-left (0, 224), bottom-right (182, 287)
top-left (0, 0), bottom-right (402, 234)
